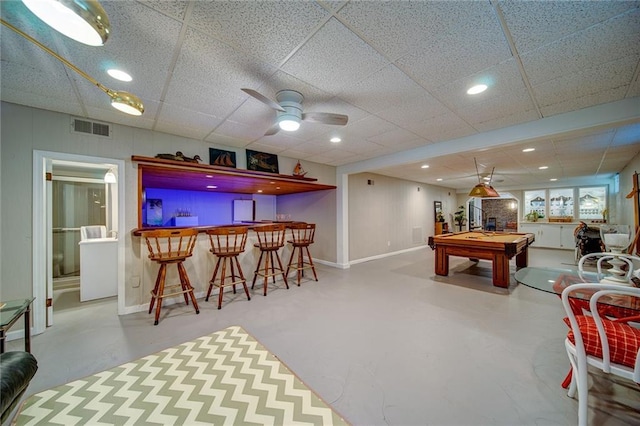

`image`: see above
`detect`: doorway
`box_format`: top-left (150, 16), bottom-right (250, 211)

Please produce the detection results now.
top-left (32, 150), bottom-right (125, 335)
top-left (51, 172), bottom-right (108, 311)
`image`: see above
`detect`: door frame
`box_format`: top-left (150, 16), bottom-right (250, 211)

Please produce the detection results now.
top-left (32, 150), bottom-right (125, 335)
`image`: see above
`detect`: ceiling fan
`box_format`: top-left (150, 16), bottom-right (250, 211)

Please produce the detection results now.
top-left (241, 88), bottom-right (348, 136)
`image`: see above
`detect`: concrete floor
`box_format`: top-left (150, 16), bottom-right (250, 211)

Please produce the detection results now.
top-left (6, 247), bottom-right (640, 425)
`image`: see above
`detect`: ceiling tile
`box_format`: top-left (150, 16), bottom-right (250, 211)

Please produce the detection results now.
top-left (189, 0), bottom-right (330, 65)
top-left (282, 18), bottom-right (390, 94)
top-left (499, 1), bottom-right (636, 53)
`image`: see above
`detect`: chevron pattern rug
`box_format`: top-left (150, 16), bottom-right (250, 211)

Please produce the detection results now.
top-left (14, 325), bottom-right (349, 425)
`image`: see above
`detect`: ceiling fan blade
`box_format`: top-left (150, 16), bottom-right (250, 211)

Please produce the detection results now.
top-left (302, 112), bottom-right (348, 126)
top-left (264, 123), bottom-right (280, 136)
top-left (241, 88), bottom-right (285, 112)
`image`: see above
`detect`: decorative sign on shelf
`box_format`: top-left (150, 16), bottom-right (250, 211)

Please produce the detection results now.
top-left (246, 149), bottom-right (278, 173)
top-left (209, 148), bottom-right (237, 168)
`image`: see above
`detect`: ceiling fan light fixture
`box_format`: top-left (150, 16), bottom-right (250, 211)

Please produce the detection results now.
top-left (22, 0), bottom-right (110, 46)
top-left (278, 118), bottom-right (300, 132)
top-left (109, 90), bottom-right (144, 116)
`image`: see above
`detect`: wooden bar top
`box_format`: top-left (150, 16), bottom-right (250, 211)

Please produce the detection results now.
top-left (131, 221), bottom-right (301, 236)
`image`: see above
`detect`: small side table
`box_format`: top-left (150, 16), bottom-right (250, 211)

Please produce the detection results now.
top-left (0, 298), bottom-right (35, 353)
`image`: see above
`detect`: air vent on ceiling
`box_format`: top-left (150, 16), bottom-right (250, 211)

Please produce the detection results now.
top-left (71, 117), bottom-right (112, 138)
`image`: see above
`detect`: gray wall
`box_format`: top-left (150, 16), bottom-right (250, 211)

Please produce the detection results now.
top-left (348, 172), bottom-right (457, 261)
top-left (619, 151), bottom-right (640, 231)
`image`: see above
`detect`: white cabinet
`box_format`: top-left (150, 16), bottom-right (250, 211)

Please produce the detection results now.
top-left (79, 238), bottom-right (118, 301)
top-left (520, 223), bottom-right (577, 249)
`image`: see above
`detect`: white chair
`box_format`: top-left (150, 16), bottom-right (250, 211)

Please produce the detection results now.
top-left (561, 283), bottom-right (640, 426)
top-left (577, 253), bottom-right (640, 283)
top-left (80, 225), bottom-right (107, 241)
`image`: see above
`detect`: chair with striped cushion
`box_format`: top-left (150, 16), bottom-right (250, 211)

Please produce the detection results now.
top-left (561, 283), bottom-right (640, 426)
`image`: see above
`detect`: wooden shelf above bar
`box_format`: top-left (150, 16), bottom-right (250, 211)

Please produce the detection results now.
top-left (131, 155), bottom-right (337, 196)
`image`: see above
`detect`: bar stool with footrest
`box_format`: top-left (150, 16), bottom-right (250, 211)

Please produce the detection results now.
top-left (251, 224), bottom-right (289, 295)
top-left (205, 226), bottom-right (251, 309)
top-left (286, 222), bottom-right (318, 286)
top-left (140, 228), bottom-right (200, 325)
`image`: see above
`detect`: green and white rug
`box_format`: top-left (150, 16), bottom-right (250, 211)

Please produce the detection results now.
top-left (14, 325), bottom-right (349, 425)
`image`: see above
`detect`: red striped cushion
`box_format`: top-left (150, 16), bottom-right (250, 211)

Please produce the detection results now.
top-left (564, 316), bottom-right (640, 368)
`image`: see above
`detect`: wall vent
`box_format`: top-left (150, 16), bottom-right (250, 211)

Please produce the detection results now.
top-left (71, 117), bottom-right (112, 138)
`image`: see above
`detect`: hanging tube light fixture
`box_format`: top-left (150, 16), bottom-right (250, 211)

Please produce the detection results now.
top-left (1, 18), bottom-right (144, 116)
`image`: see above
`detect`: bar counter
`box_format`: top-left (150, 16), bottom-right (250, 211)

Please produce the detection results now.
top-left (130, 221), bottom-right (299, 236)
top-left (131, 222), bottom-right (303, 305)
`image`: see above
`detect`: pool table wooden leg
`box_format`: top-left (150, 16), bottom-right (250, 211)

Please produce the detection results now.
top-left (515, 247), bottom-right (528, 268)
top-left (435, 248), bottom-right (449, 276)
top-left (492, 254), bottom-right (510, 288)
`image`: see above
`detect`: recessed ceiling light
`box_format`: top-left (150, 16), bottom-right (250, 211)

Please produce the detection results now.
top-left (206, 185), bottom-right (217, 189)
top-left (276, 187), bottom-right (280, 190)
top-left (522, 148), bottom-right (535, 152)
top-left (467, 84), bottom-right (487, 95)
top-left (205, 175), bottom-right (213, 178)
top-left (539, 166), bottom-right (548, 170)
top-left (107, 69), bottom-right (132, 82)
top-left (436, 178), bottom-right (443, 182)
top-left (330, 137), bottom-right (341, 143)
top-left (550, 178), bottom-right (557, 181)
top-left (257, 190), bottom-right (263, 193)
top-left (421, 164), bottom-right (429, 169)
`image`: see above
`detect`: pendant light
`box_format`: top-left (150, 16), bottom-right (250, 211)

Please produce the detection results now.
top-left (469, 158), bottom-right (500, 198)
top-left (1, 19), bottom-right (144, 116)
top-left (21, 0), bottom-right (110, 46)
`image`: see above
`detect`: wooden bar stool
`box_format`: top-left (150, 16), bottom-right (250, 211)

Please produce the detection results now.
top-left (140, 228), bottom-right (200, 325)
top-left (205, 226), bottom-right (251, 309)
top-left (251, 224), bottom-right (289, 295)
top-left (286, 223), bottom-right (318, 286)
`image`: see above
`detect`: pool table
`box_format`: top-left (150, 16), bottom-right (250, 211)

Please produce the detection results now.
top-left (428, 231), bottom-right (536, 288)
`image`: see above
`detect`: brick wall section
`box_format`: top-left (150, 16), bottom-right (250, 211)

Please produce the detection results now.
top-left (483, 199), bottom-right (518, 230)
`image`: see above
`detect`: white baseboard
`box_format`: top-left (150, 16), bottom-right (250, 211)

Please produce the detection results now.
top-left (349, 244), bottom-right (428, 265)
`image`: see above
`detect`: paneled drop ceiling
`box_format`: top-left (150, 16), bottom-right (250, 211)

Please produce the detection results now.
top-left (1, 1), bottom-right (639, 191)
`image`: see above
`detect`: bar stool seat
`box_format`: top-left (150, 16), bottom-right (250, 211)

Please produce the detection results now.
top-left (205, 226), bottom-right (251, 309)
top-left (251, 224), bottom-right (289, 295)
top-left (286, 223), bottom-right (318, 286)
top-left (140, 228), bottom-right (200, 325)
